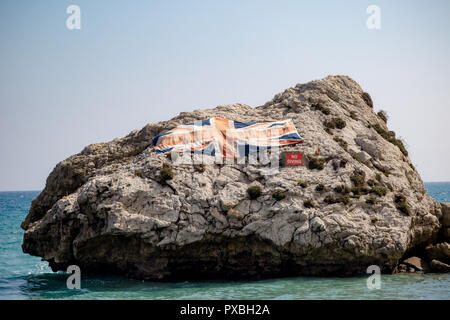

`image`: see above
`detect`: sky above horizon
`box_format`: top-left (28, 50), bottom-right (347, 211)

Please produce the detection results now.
top-left (1, 0), bottom-right (450, 191)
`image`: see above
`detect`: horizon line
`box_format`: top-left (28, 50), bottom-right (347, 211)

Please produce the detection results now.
top-left (1, 180), bottom-right (450, 193)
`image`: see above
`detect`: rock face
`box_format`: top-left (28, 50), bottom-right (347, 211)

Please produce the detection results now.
top-left (442, 202), bottom-right (450, 240)
top-left (430, 260), bottom-right (450, 273)
top-left (22, 75), bottom-right (445, 280)
top-left (425, 242), bottom-right (450, 264)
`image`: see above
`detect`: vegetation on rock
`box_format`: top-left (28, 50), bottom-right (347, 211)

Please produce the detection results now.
top-left (315, 184), bottom-right (326, 192)
top-left (160, 163), bottom-right (174, 181)
top-left (395, 194), bottom-right (411, 215)
top-left (312, 102), bottom-right (331, 115)
top-left (324, 117), bottom-right (346, 130)
top-left (350, 169), bottom-right (366, 187)
top-left (272, 190), bottom-right (286, 201)
top-left (371, 123), bottom-right (408, 156)
top-left (334, 185), bottom-right (350, 194)
top-left (307, 155), bottom-right (326, 170)
top-left (333, 137), bottom-right (348, 151)
top-left (324, 195), bottom-right (350, 205)
top-left (303, 199), bottom-right (315, 208)
top-left (370, 186), bottom-right (387, 197)
top-left (373, 163), bottom-right (390, 177)
top-left (297, 179), bottom-right (308, 188)
top-left (362, 92), bottom-right (373, 108)
top-left (247, 186), bottom-right (262, 200)
top-left (377, 110), bottom-right (388, 123)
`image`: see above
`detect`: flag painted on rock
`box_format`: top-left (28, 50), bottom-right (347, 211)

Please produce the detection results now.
top-left (152, 117), bottom-right (304, 159)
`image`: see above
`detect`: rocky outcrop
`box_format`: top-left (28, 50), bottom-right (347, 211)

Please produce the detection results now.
top-left (22, 75), bottom-right (445, 280)
top-left (425, 242), bottom-right (450, 264)
top-left (430, 259), bottom-right (450, 272)
top-left (442, 202), bottom-right (450, 240)
top-left (397, 204), bottom-right (450, 274)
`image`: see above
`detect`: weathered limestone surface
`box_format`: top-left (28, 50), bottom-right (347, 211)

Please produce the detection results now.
top-left (441, 202), bottom-right (450, 240)
top-left (22, 76), bottom-right (444, 279)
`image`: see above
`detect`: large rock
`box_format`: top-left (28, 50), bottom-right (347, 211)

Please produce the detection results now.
top-left (21, 76), bottom-right (443, 280)
top-left (425, 242), bottom-right (450, 264)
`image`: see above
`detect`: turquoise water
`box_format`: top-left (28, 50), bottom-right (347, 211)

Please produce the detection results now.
top-left (0, 184), bottom-right (449, 300)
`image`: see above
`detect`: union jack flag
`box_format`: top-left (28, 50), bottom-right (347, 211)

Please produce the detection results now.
top-left (152, 117), bottom-right (303, 159)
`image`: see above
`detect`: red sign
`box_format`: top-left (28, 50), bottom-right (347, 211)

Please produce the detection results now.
top-left (286, 153), bottom-right (303, 165)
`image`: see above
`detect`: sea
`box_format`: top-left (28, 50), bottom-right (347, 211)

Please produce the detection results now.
top-left (0, 183), bottom-right (449, 300)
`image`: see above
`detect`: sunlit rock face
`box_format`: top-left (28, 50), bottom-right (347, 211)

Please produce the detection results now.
top-left (21, 75), bottom-right (443, 280)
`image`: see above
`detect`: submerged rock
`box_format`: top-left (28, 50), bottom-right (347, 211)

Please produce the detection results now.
top-left (21, 75), bottom-right (445, 280)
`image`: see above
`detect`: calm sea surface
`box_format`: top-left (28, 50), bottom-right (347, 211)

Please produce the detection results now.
top-left (1, 183), bottom-right (449, 299)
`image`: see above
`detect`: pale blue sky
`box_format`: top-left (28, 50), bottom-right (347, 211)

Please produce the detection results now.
top-left (1, 0), bottom-right (449, 190)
